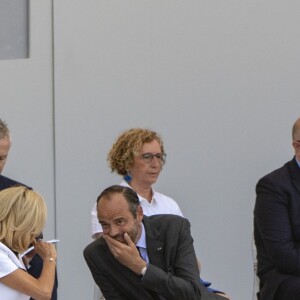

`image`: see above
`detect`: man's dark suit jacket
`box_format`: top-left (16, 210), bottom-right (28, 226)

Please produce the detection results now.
top-left (0, 174), bottom-right (24, 190)
top-left (0, 174), bottom-right (58, 300)
top-left (254, 157), bottom-right (300, 300)
top-left (84, 214), bottom-right (224, 300)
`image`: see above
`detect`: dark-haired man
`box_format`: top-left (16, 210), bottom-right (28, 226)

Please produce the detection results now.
top-left (84, 185), bottom-right (224, 300)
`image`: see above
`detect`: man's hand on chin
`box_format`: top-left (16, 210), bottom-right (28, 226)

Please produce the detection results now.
top-left (103, 233), bottom-right (146, 274)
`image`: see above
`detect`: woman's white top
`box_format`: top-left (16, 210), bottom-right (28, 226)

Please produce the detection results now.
top-left (0, 242), bottom-right (29, 300)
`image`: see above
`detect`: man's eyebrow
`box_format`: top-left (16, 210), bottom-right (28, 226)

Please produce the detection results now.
top-left (106, 217), bottom-right (126, 223)
top-left (114, 217), bottom-right (126, 221)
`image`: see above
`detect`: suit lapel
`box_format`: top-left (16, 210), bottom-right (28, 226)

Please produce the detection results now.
top-left (143, 216), bottom-right (165, 269)
top-left (288, 158), bottom-right (300, 195)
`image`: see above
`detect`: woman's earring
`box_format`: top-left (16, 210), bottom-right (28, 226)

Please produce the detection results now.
top-left (123, 172), bottom-right (132, 183)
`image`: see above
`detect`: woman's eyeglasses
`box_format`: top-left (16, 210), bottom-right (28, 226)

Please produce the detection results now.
top-left (139, 153), bottom-right (167, 164)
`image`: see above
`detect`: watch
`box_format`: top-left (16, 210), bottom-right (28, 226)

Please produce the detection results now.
top-left (141, 263), bottom-right (148, 276)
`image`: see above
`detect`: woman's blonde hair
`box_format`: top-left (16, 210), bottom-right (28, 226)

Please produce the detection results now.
top-left (0, 186), bottom-right (47, 253)
top-left (107, 128), bottom-right (165, 176)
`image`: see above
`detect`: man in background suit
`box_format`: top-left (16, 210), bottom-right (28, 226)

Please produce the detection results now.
top-left (0, 118), bottom-right (58, 300)
top-left (254, 117), bottom-right (300, 300)
top-left (84, 185), bottom-right (224, 300)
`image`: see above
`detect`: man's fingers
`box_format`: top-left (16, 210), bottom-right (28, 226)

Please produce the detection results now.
top-left (103, 233), bottom-right (135, 254)
top-left (103, 235), bottom-right (113, 248)
top-left (124, 233), bottom-right (134, 246)
top-left (103, 235), bottom-right (125, 250)
top-left (103, 236), bottom-right (117, 256)
top-left (104, 235), bottom-right (118, 247)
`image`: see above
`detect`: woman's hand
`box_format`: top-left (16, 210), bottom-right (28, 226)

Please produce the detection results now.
top-left (22, 248), bottom-right (36, 267)
top-left (33, 240), bottom-right (57, 262)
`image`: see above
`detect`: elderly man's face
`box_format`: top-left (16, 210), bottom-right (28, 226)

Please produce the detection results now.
top-left (0, 136), bottom-right (10, 174)
top-left (98, 193), bottom-right (143, 244)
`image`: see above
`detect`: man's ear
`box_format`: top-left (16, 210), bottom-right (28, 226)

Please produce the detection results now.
top-left (292, 141), bottom-right (300, 151)
top-left (137, 205), bottom-right (143, 221)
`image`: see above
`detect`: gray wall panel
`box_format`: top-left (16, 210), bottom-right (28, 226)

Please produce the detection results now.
top-left (1, 1), bottom-right (300, 299)
top-left (54, 1), bottom-right (300, 299)
top-left (0, 0), bottom-right (29, 59)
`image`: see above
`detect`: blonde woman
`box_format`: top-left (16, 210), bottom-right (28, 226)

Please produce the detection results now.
top-left (0, 186), bottom-right (56, 300)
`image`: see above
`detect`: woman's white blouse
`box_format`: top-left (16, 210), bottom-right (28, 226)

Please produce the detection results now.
top-left (0, 242), bottom-right (29, 300)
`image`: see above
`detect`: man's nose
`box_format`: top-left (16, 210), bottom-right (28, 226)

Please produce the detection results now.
top-left (109, 224), bottom-right (119, 237)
